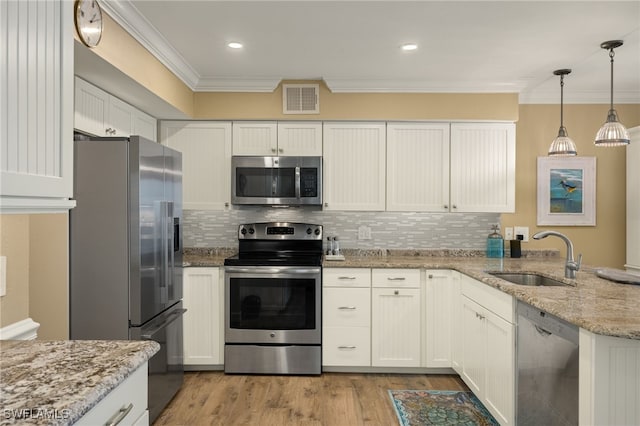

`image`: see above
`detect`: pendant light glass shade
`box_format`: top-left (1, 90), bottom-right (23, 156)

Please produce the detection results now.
top-left (548, 69), bottom-right (577, 156)
top-left (595, 40), bottom-right (630, 147)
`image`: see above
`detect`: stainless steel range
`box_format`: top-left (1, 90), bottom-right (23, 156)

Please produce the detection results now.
top-left (224, 222), bottom-right (323, 375)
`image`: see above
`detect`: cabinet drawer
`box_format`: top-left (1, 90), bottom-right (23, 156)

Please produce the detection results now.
top-left (76, 364), bottom-right (147, 426)
top-left (323, 288), bottom-right (371, 327)
top-left (460, 274), bottom-right (514, 323)
top-left (323, 326), bottom-right (371, 366)
top-left (323, 268), bottom-right (371, 288)
top-left (372, 268), bottom-right (420, 288)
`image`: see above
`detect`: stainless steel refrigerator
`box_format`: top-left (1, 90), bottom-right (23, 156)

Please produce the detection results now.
top-left (70, 135), bottom-right (184, 423)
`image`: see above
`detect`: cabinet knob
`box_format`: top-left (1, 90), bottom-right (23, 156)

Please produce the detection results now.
top-left (324, 202), bottom-right (329, 208)
top-left (452, 204), bottom-right (458, 209)
top-left (224, 202), bottom-right (229, 207)
top-left (444, 205), bottom-right (448, 210)
top-left (271, 148), bottom-right (277, 153)
top-left (428, 274), bottom-right (433, 279)
top-left (394, 290), bottom-right (399, 295)
top-left (278, 148), bottom-right (283, 153)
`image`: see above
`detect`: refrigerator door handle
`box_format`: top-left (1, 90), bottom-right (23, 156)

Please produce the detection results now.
top-left (141, 308), bottom-right (186, 339)
top-left (167, 202), bottom-right (175, 295)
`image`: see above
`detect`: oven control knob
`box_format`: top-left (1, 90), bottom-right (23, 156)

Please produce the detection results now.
top-left (306, 228), bottom-right (312, 235)
top-left (314, 228), bottom-right (321, 236)
top-left (248, 228), bottom-right (255, 235)
top-left (240, 228), bottom-right (247, 235)
top-left (270, 332), bottom-right (276, 338)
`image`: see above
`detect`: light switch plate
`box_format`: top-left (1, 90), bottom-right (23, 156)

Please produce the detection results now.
top-left (504, 227), bottom-right (514, 240)
top-left (0, 256), bottom-right (6, 297)
top-left (514, 226), bottom-right (529, 242)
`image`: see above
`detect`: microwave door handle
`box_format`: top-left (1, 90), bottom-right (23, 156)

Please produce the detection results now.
top-left (295, 166), bottom-right (301, 199)
top-left (272, 173), bottom-right (277, 196)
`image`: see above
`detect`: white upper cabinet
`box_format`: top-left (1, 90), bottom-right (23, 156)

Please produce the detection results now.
top-left (1, 0), bottom-right (75, 212)
top-left (322, 122), bottom-right (386, 211)
top-left (160, 121), bottom-right (232, 210)
top-left (626, 127), bottom-right (640, 273)
top-left (276, 122), bottom-right (322, 156)
top-left (232, 121), bottom-right (277, 155)
top-left (75, 77), bottom-right (157, 141)
top-left (387, 123), bottom-right (450, 211)
top-left (387, 122), bottom-right (515, 213)
top-left (232, 121), bottom-right (321, 156)
top-left (450, 123), bottom-right (516, 212)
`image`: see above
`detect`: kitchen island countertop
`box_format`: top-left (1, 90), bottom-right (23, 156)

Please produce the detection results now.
top-left (0, 340), bottom-right (159, 425)
top-left (184, 248), bottom-right (640, 340)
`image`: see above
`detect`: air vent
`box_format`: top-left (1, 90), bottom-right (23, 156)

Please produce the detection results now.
top-left (283, 84), bottom-right (319, 114)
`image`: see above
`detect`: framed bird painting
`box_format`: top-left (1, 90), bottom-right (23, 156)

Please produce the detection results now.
top-left (537, 157), bottom-right (596, 226)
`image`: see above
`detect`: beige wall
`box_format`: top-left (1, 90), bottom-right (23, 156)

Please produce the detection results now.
top-left (194, 81), bottom-right (519, 121)
top-left (0, 214), bottom-right (69, 339)
top-left (77, 13), bottom-right (194, 117)
top-left (504, 104), bottom-right (640, 269)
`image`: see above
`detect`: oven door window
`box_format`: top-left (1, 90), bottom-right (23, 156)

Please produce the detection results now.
top-left (235, 167), bottom-right (295, 198)
top-left (229, 277), bottom-right (316, 330)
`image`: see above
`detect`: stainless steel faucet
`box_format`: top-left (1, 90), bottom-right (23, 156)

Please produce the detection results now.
top-left (532, 230), bottom-right (582, 279)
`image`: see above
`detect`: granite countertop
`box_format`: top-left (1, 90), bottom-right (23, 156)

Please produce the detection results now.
top-left (184, 247), bottom-right (640, 340)
top-left (0, 340), bottom-right (159, 426)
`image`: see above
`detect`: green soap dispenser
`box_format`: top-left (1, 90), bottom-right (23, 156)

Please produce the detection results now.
top-left (486, 225), bottom-right (504, 258)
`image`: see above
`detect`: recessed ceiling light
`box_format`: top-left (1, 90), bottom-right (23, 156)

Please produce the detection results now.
top-left (228, 42), bottom-right (243, 49)
top-left (401, 43), bottom-right (418, 51)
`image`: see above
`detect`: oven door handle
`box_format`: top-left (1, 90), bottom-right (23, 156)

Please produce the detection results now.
top-left (225, 266), bottom-right (321, 275)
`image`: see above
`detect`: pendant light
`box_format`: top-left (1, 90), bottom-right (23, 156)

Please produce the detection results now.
top-left (594, 40), bottom-right (630, 146)
top-left (548, 69), bottom-right (577, 156)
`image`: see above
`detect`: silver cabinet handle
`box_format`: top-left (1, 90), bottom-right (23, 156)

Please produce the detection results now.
top-left (387, 277), bottom-right (406, 281)
top-left (338, 346), bottom-right (357, 350)
top-left (338, 306), bottom-right (356, 310)
top-left (338, 276), bottom-right (356, 280)
top-left (105, 403), bottom-right (133, 426)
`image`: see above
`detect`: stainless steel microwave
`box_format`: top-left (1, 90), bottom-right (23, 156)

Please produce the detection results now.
top-left (231, 156), bottom-right (322, 206)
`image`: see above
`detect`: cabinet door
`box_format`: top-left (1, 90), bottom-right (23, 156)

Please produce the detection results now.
top-left (108, 96), bottom-right (135, 137)
top-left (232, 121), bottom-right (277, 155)
top-left (322, 122), bottom-right (386, 211)
top-left (183, 268), bottom-right (223, 366)
top-left (484, 309), bottom-right (515, 426)
top-left (450, 123), bottom-right (515, 212)
top-left (387, 123), bottom-right (450, 211)
top-left (75, 76), bottom-right (110, 137)
top-left (424, 270), bottom-right (456, 368)
top-left (371, 287), bottom-right (421, 367)
top-left (133, 110), bottom-right (157, 142)
top-left (461, 296), bottom-right (485, 395)
top-left (1, 0), bottom-right (74, 205)
top-left (277, 122), bottom-right (322, 156)
top-left (161, 121), bottom-right (232, 210)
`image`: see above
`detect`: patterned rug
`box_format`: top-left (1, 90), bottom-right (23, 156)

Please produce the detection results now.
top-left (389, 390), bottom-right (499, 426)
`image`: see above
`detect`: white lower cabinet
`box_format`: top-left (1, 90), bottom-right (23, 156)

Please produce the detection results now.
top-left (183, 267), bottom-right (224, 367)
top-left (76, 363), bottom-right (148, 426)
top-left (371, 269), bottom-right (421, 367)
top-left (460, 275), bottom-right (515, 426)
top-left (424, 269), bottom-right (459, 368)
top-left (322, 269), bottom-right (371, 367)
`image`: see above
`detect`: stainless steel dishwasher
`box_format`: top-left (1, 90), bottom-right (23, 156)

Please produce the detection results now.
top-left (516, 301), bottom-right (579, 426)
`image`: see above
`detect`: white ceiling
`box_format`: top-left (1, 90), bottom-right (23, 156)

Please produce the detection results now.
top-left (101, 0), bottom-right (640, 104)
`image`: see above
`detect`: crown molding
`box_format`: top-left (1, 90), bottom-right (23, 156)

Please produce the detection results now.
top-left (100, 0), bottom-right (200, 90)
top-left (518, 89), bottom-right (640, 104)
top-left (323, 78), bottom-right (525, 94)
top-left (195, 78), bottom-right (282, 92)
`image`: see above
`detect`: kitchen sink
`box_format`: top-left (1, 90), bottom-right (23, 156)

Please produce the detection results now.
top-left (488, 272), bottom-right (568, 287)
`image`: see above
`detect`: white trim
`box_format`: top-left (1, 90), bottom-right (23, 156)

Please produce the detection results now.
top-left (519, 90), bottom-right (640, 104)
top-left (195, 77), bottom-right (281, 93)
top-left (0, 197), bottom-right (76, 214)
top-left (0, 318), bottom-right (40, 340)
top-left (99, 0), bottom-right (200, 90)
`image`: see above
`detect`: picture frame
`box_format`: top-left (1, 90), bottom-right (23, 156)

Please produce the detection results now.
top-left (537, 156), bottom-right (596, 226)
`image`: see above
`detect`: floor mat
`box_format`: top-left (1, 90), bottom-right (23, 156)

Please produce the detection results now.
top-left (389, 390), bottom-right (499, 426)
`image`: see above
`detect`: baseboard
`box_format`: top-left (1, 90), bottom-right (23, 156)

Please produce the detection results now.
top-left (0, 318), bottom-right (40, 340)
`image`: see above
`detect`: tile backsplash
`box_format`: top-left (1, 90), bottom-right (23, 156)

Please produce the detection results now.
top-left (183, 207), bottom-right (500, 250)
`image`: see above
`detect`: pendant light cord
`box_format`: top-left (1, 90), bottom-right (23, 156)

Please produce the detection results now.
top-left (609, 48), bottom-right (615, 112)
top-left (560, 74), bottom-right (565, 127)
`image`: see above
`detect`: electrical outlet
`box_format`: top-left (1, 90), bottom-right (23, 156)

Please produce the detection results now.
top-left (504, 227), bottom-right (514, 240)
top-left (514, 226), bottom-right (529, 242)
top-left (358, 226), bottom-right (372, 240)
top-left (0, 256), bottom-right (6, 297)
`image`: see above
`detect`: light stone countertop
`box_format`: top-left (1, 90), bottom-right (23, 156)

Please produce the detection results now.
top-left (184, 248), bottom-right (640, 340)
top-left (0, 340), bottom-right (159, 426)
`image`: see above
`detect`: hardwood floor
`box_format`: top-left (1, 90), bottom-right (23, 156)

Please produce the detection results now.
top-left (154, 372), bottom-right (468, 425)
